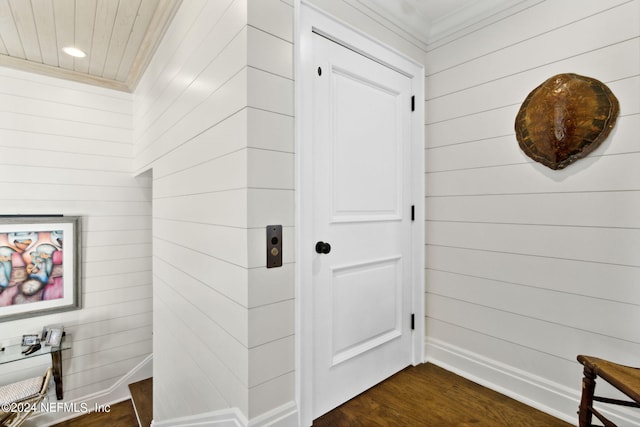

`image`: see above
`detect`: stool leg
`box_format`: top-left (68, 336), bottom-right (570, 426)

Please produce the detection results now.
top-left (579, 364), bottom-right (596, 427)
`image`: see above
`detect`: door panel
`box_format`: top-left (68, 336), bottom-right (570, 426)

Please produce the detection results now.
top-left (312, 33), bottom-right (413, 418)
top-left (330, 67), bottom-right (402, 221)
top-left (331, 256), bottom-right (403, 365)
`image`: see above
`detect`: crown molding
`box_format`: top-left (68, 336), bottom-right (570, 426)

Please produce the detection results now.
top-left (356, 0), bottom-right (532, 46)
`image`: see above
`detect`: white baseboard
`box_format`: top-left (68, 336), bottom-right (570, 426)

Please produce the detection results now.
top-left (25, 354), bottom-right (153, 427)
top-left (151, 407), bottom-right (247, 427)
top-left (151, 401), bottom-right (298, 427)
top-left (426, 337), bottom-right (640, 426)
top-left (248, 401), bottom-right (298, 427)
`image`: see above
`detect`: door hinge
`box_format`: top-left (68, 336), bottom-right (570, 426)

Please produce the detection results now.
top-left (411, 205), bottom-right (415, 221)
top-left (411, 313), bottom-right (415, 330)
top-left (411, 95), bottom-right (415, 112)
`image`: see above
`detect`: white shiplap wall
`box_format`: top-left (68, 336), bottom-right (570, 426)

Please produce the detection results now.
top-left (246, 0), bottom-right (295, 419)
top-left (425, 0), bottom-right (640, 422)
top-left (0, 66), bottom-right (152, 414)
top-left (134, 0), bottom-right (251, 419)
top-left (133, 0), bottom-right (295, 422)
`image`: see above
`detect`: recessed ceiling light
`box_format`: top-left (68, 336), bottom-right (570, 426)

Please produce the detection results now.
top-left (62, 46), bottom-right (86, 58)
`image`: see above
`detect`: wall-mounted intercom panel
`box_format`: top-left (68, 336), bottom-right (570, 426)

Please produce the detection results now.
top-left (266, 225), bottom-right (282, 268)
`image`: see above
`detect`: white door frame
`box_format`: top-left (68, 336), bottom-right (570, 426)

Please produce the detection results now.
top-left (295, 3), bottom-right (425, 425)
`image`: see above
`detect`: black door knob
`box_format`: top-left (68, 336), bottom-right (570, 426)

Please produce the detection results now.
top-left (315, 241), bottom-right (331, 254)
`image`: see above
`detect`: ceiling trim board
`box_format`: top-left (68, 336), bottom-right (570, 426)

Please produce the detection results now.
top-left (0, 54), bottom-right (130, 92)
top-left (125, 0), bottom-right (183, 91)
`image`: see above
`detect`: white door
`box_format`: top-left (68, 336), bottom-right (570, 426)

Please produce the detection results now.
top-left (312, 32), bottom-right (414, 418)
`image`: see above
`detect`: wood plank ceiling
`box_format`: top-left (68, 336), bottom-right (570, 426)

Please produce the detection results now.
top-left (0, 0), bottom-right (181, 92)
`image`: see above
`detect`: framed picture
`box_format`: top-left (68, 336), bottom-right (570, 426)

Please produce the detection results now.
top-left (44, 326), bottom-right (64, 346)
top-left (22, 334), bottom-right (39, 346)
top-left (0, 216), bottom-right (81, 322)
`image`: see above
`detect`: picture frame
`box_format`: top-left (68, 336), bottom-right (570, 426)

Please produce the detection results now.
top-left (0, 216), bottom-right (81, 322)
top-left (22, 334), bottom-right (39, 346)
top-left (44, 326), bottom-right (64, 346)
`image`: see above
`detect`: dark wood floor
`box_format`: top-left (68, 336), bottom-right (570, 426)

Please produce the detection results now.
top-left (50, 364), bottom-right (574, 426)
top-left (50, 400), bottom-right (139, 427)
top-left (128, 378), bottom-right (152, 427)
top-left (313, 363), bottom-right (573, 427)
top-left (51, 378), bottom-right (152, 427)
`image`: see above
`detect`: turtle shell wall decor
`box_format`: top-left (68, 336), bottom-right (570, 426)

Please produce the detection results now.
top-left (514, 73), bottom-right (619, 170)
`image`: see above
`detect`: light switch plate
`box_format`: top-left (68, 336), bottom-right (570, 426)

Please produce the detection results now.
top-left (266, 225), bottom-right (282, 268)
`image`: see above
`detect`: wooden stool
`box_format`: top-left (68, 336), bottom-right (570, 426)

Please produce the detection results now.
top-left (0, 367), bottom-right (51, 427)
top-left (577, 355), bottom-right (640, 426)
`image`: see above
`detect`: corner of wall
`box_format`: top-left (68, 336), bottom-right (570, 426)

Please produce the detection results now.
top-left (425, 337), bottom-right (640, 426)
